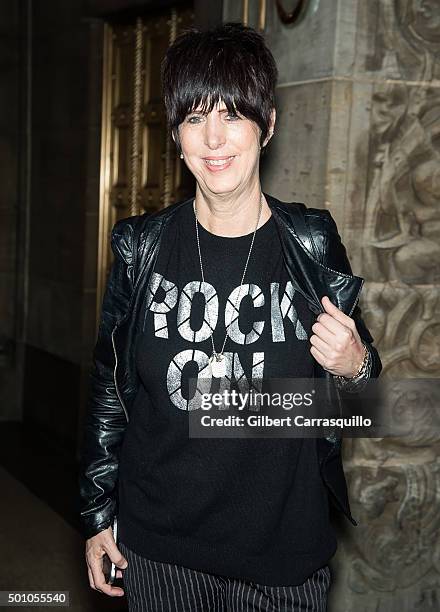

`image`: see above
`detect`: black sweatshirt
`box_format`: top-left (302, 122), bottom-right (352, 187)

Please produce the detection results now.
top-left (118, 202), bottom-right (337, 586)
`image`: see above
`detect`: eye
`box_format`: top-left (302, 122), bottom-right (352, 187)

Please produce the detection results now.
top-left (186, 113), bottom-right (204, 124)
top-left (219, 109), bottom-right (240, 121)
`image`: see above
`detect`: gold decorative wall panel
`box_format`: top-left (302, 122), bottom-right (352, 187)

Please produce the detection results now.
top-left (97, 7), bottom-right (195, 321)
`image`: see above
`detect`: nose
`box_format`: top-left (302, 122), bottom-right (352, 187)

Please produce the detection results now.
top-left (203, 113), bottom-right (226, 150)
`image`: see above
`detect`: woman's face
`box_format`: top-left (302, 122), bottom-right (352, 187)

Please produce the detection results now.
top-left (176, 99), bottom-right (274, 196)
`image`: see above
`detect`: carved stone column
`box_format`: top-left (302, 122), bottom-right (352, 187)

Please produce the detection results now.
top-left (223, 1), bottom-right (440, 609)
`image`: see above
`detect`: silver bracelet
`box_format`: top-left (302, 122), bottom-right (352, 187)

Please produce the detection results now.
top-left (333, 343), bottom-right (372, 393)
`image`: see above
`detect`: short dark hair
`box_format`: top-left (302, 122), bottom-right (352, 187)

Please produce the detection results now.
top-left (161, 22), bottom-right (278, 153)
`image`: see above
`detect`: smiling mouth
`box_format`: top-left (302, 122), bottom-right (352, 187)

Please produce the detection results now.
top-left (203, 156), bottom-right (235, 168)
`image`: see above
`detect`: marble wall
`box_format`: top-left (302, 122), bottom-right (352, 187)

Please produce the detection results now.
top-left (0, 2), bottom-right (22, 420)
top-left (222, 0), bottom-right (440, 609)
top-left (0, 0), bottom-right (105, 456)
top-left (26, 3), bottom-right (104, 454)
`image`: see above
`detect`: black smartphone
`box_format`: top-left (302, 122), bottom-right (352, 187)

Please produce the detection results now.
top-left (103, 516), bottom-right (118, 585)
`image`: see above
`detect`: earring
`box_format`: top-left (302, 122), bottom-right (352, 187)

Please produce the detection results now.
top-left (180, 153), bottom-right (184, 159)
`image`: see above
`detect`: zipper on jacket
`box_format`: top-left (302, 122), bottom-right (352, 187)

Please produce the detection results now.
top-left (347, 280), bottom-right (364, 317)
top-left (111, 323), bottom-right (130, 423)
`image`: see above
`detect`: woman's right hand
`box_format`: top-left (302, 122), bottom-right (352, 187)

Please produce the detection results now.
top-left (85, 526), bottom-right (128, 597)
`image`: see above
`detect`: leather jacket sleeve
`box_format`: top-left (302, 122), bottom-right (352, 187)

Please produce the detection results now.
top-left (305, 208), bottom-right (382, 382)
top-left (78, 216), bottom-right (138, 539)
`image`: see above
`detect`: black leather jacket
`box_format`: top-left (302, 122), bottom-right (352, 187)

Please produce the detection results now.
top-left (78, 193), bottom-right (382, 539)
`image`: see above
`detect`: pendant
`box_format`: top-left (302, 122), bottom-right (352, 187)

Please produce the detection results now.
top-left (209, 353), bottom-right (226, 378)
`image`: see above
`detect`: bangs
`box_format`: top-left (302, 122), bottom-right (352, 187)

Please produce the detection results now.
top-left (187, 90), bottom-right (239, 117)
top-left (169, 43), bottom-right (263, 126)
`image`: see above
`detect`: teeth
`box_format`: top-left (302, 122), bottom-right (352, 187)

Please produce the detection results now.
top-left (205, 157), bottom-right (234, 166)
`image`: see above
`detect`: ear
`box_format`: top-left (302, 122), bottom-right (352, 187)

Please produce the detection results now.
top-left (269, 107), bottom-right (276, 132)
top-left (262, 108), bottom-right (276, 147)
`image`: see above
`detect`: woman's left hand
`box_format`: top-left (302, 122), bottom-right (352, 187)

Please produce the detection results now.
top-left (309, 296), bottom-right (365, 378)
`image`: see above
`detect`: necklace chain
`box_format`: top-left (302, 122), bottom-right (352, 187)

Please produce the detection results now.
top-left (193, 194), bottom-right (264, 362)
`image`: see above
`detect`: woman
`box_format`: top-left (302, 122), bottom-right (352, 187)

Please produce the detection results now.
top-left (79, 23), bottom-right (381, 611)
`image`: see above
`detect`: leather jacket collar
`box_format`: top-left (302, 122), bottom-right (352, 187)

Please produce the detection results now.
top-left (266, 195), bottom-right (364, 317)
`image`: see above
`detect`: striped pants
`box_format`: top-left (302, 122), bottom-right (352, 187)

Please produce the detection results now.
top-left (119, 540), bottom-right (331, 611)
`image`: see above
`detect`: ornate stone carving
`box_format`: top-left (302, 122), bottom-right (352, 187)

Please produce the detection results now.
top-left (363, 83), bottom-right (440, 286)
top-left (342, 2), bottom-right (440, 608)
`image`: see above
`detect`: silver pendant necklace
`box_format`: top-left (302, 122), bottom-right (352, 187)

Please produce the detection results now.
top-left (194, 194), bottom-right (264, 378)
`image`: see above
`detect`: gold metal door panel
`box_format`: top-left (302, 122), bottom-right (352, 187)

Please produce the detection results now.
top-left (97, 7), bottom-right (195, 322)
